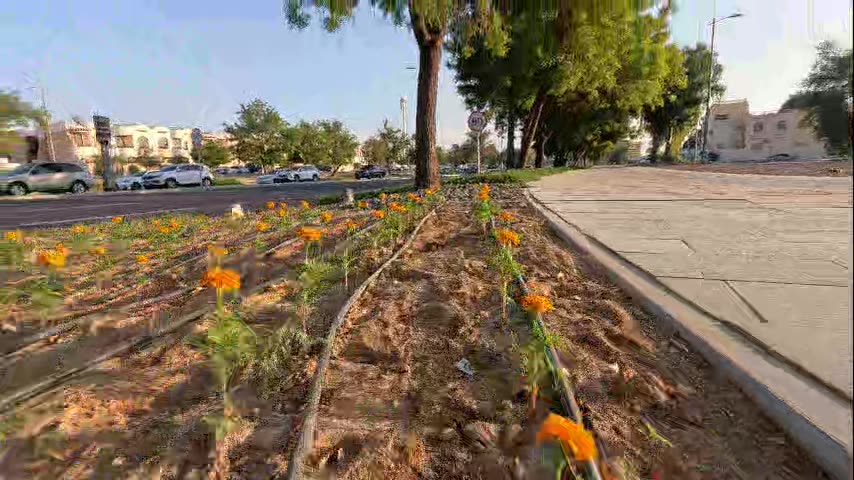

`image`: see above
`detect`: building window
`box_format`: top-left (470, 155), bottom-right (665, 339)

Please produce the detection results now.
top-left (714, 114), bottom-right (729, 121)
top-left (184, 140), bottom-right (189, 150)
top-left (138, 136), bottom-right (150, 149)
top-left (777, 120), bottom-right (787, 130)
top-left (158, 137), bottom-right (169, 149)
top-left (753, 122), bottom-right (764, 133)
top-left (70, 132), bottom-right (93, 147)
top-left (116, 135), bottom-right (133, 148)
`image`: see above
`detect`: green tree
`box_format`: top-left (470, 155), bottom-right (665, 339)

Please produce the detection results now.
top-left (286, 1), bottom-right (516, 188)
top-left (290, 120), bottom-right (358, 173)
top-left (642, 44), bottom-right (724, 160)
top-left (361, 121), bottom-right (412, 169)
top-left (0, 90), bottom-right (39, 155)
top-left (193, 142), bottom-right (232, 168)
top-left (224, 99), bottom-right (292, 170)
top-left (361, 135), bottom-right (388, 166)
top-left (783, 41), bottom-right (852, 156)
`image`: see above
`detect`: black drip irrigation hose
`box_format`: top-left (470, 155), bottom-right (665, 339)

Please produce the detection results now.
top-left (489, 214), bottom-right (605, 480)
top-left (283, 206), bottom-right (439, 480)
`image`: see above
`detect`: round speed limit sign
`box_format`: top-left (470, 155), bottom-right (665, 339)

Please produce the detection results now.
top-left (467, 111), bottom-right (486, 132)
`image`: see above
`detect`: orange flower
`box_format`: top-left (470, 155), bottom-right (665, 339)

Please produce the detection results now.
top-left (414, 197), bottom-right (423, 204)
top-left (537, 413), bottom-right (597, 462)
top-left (520, 294), bottom-right (554, 314)
top-left (357, 200), bottom-right (368, 209)
top-left (406, 192), bottom-right (419, 202)
top-left (4, 231), bottom-right (19, 242)
top-left (55, 243), bottom-right (70, 256)
top-left (71, 225), bottom-right (86, 234)
top-left (202, 267), bottom-right (241, 291)
top-left (136, 254), bottom-right (149, 264)
top-left (344, 219), bottom-right (359, 232)
top-left (499, 211), bottom-right (515, 223)
top-left (495, 229), bottom-right (520, 248)
top-left (152, 219), bottom-right (162, 227)
top-left (279, 202), bottom-right (288, 209)
top-left (277, 208), bottom-right (289, 218)
top-left (159, 226), bottom-right (171, 234)
top-left (90, 246), bottom-right (107, 256)
top-left (370, 210), bottom-right (386, 220)
top-left (256, 221), bottom-right (271, 233)
top-left (424, 188), bottom-right (434, 197)
top-left (320, 212), bottom-right (333, 223)
top-left (266, 201), bottom-right (276, 210)
top-left (379, 193), bottom-right (388, 203)
top-left (298, 226), bottom-right (323, 242)
top-left (168, 219), bottom-right (181, 229)
top-left (389, 202), bottom-right (407, 214)
top-left (37, 249), bottom-right (66, 268)
top-left (478, 184), bottom-right (490, 201)
top-left (300, 200), bottom-right (311, 210)
top-left (112, 216), bottom-right (123, 224)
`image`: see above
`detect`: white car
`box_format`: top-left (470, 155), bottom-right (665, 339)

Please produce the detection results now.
top-left (116, 171), bottom-right (146, 190)
top-left (143, 164), bottom-right (214, 189)
top-left (256, 171), bottom-right (280, 184)
top-left (276, 165), bottom-right (321, 182)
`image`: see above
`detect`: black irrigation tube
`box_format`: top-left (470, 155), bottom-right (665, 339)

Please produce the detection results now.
top-left (0, 215), bottom-right (378, 415)
top-left (284, 206), bottom-right (438, 480)
top-left (489, 213), bottom-right (604, 480)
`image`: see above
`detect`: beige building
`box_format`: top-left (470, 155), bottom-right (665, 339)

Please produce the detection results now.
top-left (707, 100), bottom-right (826, 161)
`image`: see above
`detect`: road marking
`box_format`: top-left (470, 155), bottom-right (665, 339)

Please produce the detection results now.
top-left (17, 207), bottom-right (200, 228)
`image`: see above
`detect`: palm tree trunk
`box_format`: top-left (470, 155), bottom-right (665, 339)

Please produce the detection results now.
top-left (411, 11), bottom-right (443, 189)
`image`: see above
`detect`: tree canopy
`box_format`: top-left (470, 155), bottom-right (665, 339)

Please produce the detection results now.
top-left (224, 99), bottom-right (292, 170)
top-left (783, 41), bottom-right (852, 156)
top-left (1, 90), bottom-right (40, 155)
top-left (193, 142), bottom-right (231, 168)
top-left (642, 43), bottom-right (725, 160)
top-left (291, 120), bottom-right (359, 173)
top-left (361, 121), bottom-right (412, 168)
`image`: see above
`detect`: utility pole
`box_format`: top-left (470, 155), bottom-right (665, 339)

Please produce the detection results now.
top-left (700, 12), bottom-right (743, 160)
top-left (400, 97), bottom-right (407, 136)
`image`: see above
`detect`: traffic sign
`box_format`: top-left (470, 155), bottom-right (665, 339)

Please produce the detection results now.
top-left (93, 115), bottom-right (111, 143)
top-left (467, 111), bottom-right (487, 132)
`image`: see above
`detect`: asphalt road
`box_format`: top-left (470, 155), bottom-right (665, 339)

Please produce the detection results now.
top-left (0, 179), bottom-right (408, 230)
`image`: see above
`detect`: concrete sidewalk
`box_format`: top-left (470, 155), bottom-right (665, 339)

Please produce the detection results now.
top-left (528, 167), bottom-right (852, 477)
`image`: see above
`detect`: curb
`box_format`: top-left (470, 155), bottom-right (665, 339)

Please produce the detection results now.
top-left (524, 189), bottom-right (852, 480)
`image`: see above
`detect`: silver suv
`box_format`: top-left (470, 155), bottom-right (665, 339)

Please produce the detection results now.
top-left (143, 164), bottom-right (214, 189)
top-left (0, 162), bottom-right (94, 196)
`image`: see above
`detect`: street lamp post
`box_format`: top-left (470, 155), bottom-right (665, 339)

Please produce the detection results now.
top-left (700, 12), bottom-right (743, 160)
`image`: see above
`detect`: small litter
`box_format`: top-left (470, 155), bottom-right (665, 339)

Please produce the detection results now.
top-left (231, 204), bottom-right (245, 217)
top-left (456, 358), bottom-right (474, 377)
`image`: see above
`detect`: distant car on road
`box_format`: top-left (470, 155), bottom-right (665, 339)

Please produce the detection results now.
top-left (355, 165), bottom-right (388, 180)
top-left (116, 171), bottom-right (146, 190)
top-left (0, 161), bottom-right (94, 196)
top-left (143, 164), bottom-right (213, 189)
top-left (278, 165), bottom-right (321, 182)
top-left (257, 170), bottom-right (287, 185)
top-left (766, 153), bottom-right (793, 162)
top-left (215, 167), bottom-right (230, 175)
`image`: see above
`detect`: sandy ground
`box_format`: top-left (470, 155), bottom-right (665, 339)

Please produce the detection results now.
top-left (660, 159), bottom-right (852, 177)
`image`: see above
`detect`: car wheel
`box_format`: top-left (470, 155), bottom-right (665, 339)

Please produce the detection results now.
top-left (70, 181), bottom-right (87, 194)
top-left (165, 178), bottom-right (178, 189)
top-left (131, 182), bottom-right (142, 190)
top-left (202, 178), bottom-right (212, 187)
top-left (9, 183), bottom-right (27, 196)
top-left (293, 175), bottom-right (301, 182)
top-left (312, 174), bottom-right (319, 182)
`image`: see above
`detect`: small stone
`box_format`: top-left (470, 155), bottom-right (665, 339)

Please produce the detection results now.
top-left (112, 456), bottom-right (125, 466)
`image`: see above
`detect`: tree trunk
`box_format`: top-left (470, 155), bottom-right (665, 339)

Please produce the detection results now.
top-left (505, 110), bottom-right (516, 169)
top-left (518, 90), bottom-right (547, 168)
top-left (649, 134), bottom-right (661, 163)
top-left (411, 11), bottom-right (443, 189)
top-left (534, 130), bottom-right (548, 168)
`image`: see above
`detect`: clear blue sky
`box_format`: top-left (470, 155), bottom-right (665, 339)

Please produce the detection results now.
top-left (2, 0), bottom-right (851, 146)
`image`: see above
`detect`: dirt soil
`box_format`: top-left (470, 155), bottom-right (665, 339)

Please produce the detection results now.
top-left (660, 159), bottom-right (852, 177)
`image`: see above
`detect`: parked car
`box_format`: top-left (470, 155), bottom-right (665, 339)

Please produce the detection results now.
top-left (116, 171), bottom-right (147, 190)
top-left (272, 169), bottom-right (294, 183)
top-left (0, 161), bottom-right (94, 196)
top-left (766, 153), bottom-right (793, 161)
top-left (143, 164), bottom-right (213, 189)
top-left (246, 164), bottom-right (262, 174)
top-left (278, 165), bottom-right (321, 182)
top-left (215, 167), bottom-right (230, 175)
top-left (355, 165), bottom-right (388, 180)
top-left (256, 170), bottom-right (285, 185)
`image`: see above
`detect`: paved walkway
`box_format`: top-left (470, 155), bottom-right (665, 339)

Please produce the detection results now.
top-left (529, 167), bottom-right (852, 398)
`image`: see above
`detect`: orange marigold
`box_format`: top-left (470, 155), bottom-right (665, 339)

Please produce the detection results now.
top-left (537, 413), bottom-right (597, 462)
top-left (320, 212), bottom-right (333, 223)
top-left (499, 211), bottom-right (516, 223)
top-left (168, 219), bottom-right (181, 229)
top-left (159, 226), bottom-right (171, 234)
top-left (406, 192), bottom-right (419, 202)
top-left (71, 225), bottom-right (86, 234)
top-left (112, 216), bottom-right (123, 224)
top-left (266, 201), bottom-right (276, 210)
top-left (357, 200), bottom-right (368, 209)
top-left (495, 229), bottom-right (520, 248)
top-left (300, 200), bottom-right (311, 209)
top-left (4, 231), bottom-right (19, 242)
top-left (256, 221), bottom-right (271, 233)
top-left (202, 267), bottom-right (241, 291)
top-left (389, 202), bottom-right (407, 213)
top-left (136, 254), bottom-right (150, 264)
top-left (371, 210), bottom-right (386, 219)
top-left (478, 184), bottom-right (490, 201)
top-left (298, 226), bottom-right (323, 242)
top-left (277, 208), bottom-right (289, 218)
top-left (90, 246), bottom-right (107, 256)
top-left (520, 294), bottom-right (554, 314)
top-left (424, 188), bottom-right (434, 197)
top-left (37, 249), bottom-right (66, 268)
top-left (344, 219), bottom-right (359, 232)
